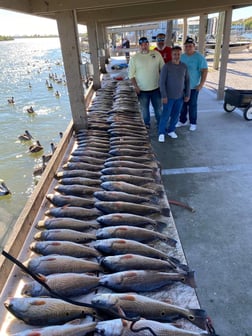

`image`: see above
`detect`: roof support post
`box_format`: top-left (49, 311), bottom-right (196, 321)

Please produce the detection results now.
top-left (198, 14), bottom-right (208, 54)
top-left (56, 10), bottom-right (87, 131)
top-left (183, 18), bottom-right (188, 42)
top-left (97, 22), bottom-right (107, 74)
top-left (213, 12), bottom-right (225, 70)
top-left (87, 20), bottom-right (101, 90)
top-left (217, 7), bottom-right (232, 100)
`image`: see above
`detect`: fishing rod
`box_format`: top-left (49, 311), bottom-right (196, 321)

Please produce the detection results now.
top-left (1, 250), bottom-right (139, 322)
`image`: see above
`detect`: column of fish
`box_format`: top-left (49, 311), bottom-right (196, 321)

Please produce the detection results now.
top-left (4, 79), bottom-right (210, 336)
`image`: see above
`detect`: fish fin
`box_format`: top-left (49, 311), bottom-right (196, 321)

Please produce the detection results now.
top-left (37, 274), bottom-right (47, 282)
top-left (164, 236), bottom-right (177, 247)
top-left (187, 308), bottom-right (208, 330)
top-left (162, 298), bottom-right (173, 304)
top-left (161, 207), bottom-right (170, 217)
top-left (177, 263), bottom-right (190, 272)
top-left (183, 271), bottom-right (197, 288)
top-left (149, 195), bottom-right (160, 205)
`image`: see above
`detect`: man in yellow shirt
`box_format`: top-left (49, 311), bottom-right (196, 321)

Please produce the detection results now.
top-left (128, 37), bottom-right (164, 129)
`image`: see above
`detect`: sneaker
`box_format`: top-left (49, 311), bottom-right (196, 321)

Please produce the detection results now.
top-left (167, 131), bottom-right (178, 139)
top-left (158, 134), bottom-right (165, 142)
top-left (176, 121), bottom-right (188, 127)
top-left (189, 124), bottom-right (197, 131)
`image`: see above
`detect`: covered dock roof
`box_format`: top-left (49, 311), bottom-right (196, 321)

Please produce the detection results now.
top-left (0, 0), bottom-right (250, 128)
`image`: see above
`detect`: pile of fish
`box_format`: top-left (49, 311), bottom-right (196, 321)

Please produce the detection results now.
top-left (3, 78), bottom-right (212, 335)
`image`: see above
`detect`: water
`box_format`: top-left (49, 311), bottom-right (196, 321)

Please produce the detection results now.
top-left (0, 38), bottom-right (74, 247)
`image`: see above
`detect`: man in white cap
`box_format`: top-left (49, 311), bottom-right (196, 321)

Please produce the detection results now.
top-left (128, 36), bottom-right (164, 129)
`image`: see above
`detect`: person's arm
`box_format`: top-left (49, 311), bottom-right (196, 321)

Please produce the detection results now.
top-left (196, 68), bottom-right (208, 91)
top-left (131, 77), bottom-right (140, 94)
top-left (184, 66), bottom-right (190, 101)
top-left (159, 64), bottom-right (168, 104)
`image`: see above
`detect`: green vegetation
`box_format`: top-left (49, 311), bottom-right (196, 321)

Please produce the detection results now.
top-left (233, 16), bottom-right (252, 30)
top-left (0, 35), bottom-right (14, 41)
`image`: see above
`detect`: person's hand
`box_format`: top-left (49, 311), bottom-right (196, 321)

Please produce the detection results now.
top-left (134, 85), bottom-right (140, 95)
top-left (162, 97), bottom-right (168, 104)
top-left (195, 84), bottom-right (203, 91)
top-left (184, 96), bottom-right (190, 102)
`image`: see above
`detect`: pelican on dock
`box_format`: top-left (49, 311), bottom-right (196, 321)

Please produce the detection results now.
top-left (29, 141), bottom-right (44, 154)
top-left (18, 130), bottom-right (33, 141)
top-left (55, 90), bottom-right (61, 97)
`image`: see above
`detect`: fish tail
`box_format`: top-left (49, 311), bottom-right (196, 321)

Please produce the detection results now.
top-left (161, 207), bottom-right (170, 217)
top-left (187, 308), bottom-right (208, 330)
top-left (184, 270), bottom-right (197, 288)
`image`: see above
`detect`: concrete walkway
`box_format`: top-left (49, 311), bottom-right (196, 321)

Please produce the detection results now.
top-left (150, 88), bottom-right (252, 336)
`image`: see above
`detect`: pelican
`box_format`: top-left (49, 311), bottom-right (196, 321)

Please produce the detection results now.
top-left (0, 180), bottom-right (11, 196)
top-left (27, 106), bottom-right (35, 114)
top-left (29, 140), bottom-right (44, 154)
top-left (43, 142), bottom-right (56, 163)
top-left (55, 90), bottom-right (61, 97)
top-left (33, 156), bottom-right (47, 177)
top-left (18, 130), bottom-right (33, 141)
top-left (8, 97), bottom-right (15, 104)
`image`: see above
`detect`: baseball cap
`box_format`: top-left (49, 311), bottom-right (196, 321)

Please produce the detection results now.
top-left (184, 37), bottom-right (195, 45)
top-left (139, 37), bottom-right (149, 44)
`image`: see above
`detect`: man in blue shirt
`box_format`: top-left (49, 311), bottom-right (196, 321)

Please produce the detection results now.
top-left (177, 37), bottom-right (208, 131)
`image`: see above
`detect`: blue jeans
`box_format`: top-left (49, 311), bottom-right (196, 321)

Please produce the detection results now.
top-left (179, 89), bottom-right (199, 125)
top-left (138, 89), bottom-right (162, 127)
top-left (158, 97), bottom-right (184, 135)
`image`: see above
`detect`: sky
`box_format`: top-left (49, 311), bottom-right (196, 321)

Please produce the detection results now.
top-left (0, 6), bottom-right (251, 36)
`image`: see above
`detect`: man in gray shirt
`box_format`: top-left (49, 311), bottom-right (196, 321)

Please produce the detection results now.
top-left (158, 46), bottom-right (190, 142)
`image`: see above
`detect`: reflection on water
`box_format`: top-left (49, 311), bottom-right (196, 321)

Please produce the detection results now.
top-left (0, 38), bottom-right (72, 247)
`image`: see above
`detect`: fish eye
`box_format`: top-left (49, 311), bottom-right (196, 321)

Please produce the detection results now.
top-left (161, 310), bottom-right (166, 316)
top-left (188, 314), bottom-right (195, 321)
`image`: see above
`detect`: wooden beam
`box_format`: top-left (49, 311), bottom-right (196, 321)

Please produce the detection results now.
top-left (56, 10), bottom-right (88, 131)
top-left (217, 7), bottom-right (232, 100)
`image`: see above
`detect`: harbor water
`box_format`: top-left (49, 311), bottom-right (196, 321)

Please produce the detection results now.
top-left (0, 38), bottom-right (74, 247)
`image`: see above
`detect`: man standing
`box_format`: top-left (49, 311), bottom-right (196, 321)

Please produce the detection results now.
top-left (177, 37), bottom-right (208, 131)
top-left (158, 46), bottom-right (190, 142)
top-left (154, 33), bottom-right (172, 63)
top-left (128, 36), bottom-right (164, 129)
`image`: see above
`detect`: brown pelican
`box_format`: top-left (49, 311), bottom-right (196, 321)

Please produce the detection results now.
top-left (33, 156), bottom-right (47, 177)
top-left (29, 141), bottom-right (44, 154)
top-left (0, 180), bottom-right (11, 196)
top-left (43, 143), bottom-right (56, 163)
top-left (55, 90), bottom-right (61, 97)
top-left (8, 97), bottom-right (15, 104)
top-left (18, 130), bottom-right (33, 141)
top-left (27, 106), bottom-right (35, 114)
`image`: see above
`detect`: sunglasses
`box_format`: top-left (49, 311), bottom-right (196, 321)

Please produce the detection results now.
top-left (139, 40), bottom-right (149, 44)
top-left (157, 38), bottom-right (165, 42)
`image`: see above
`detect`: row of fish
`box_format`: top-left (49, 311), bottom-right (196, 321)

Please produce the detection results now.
top-left (4, 79), bottom-right (212, 335)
